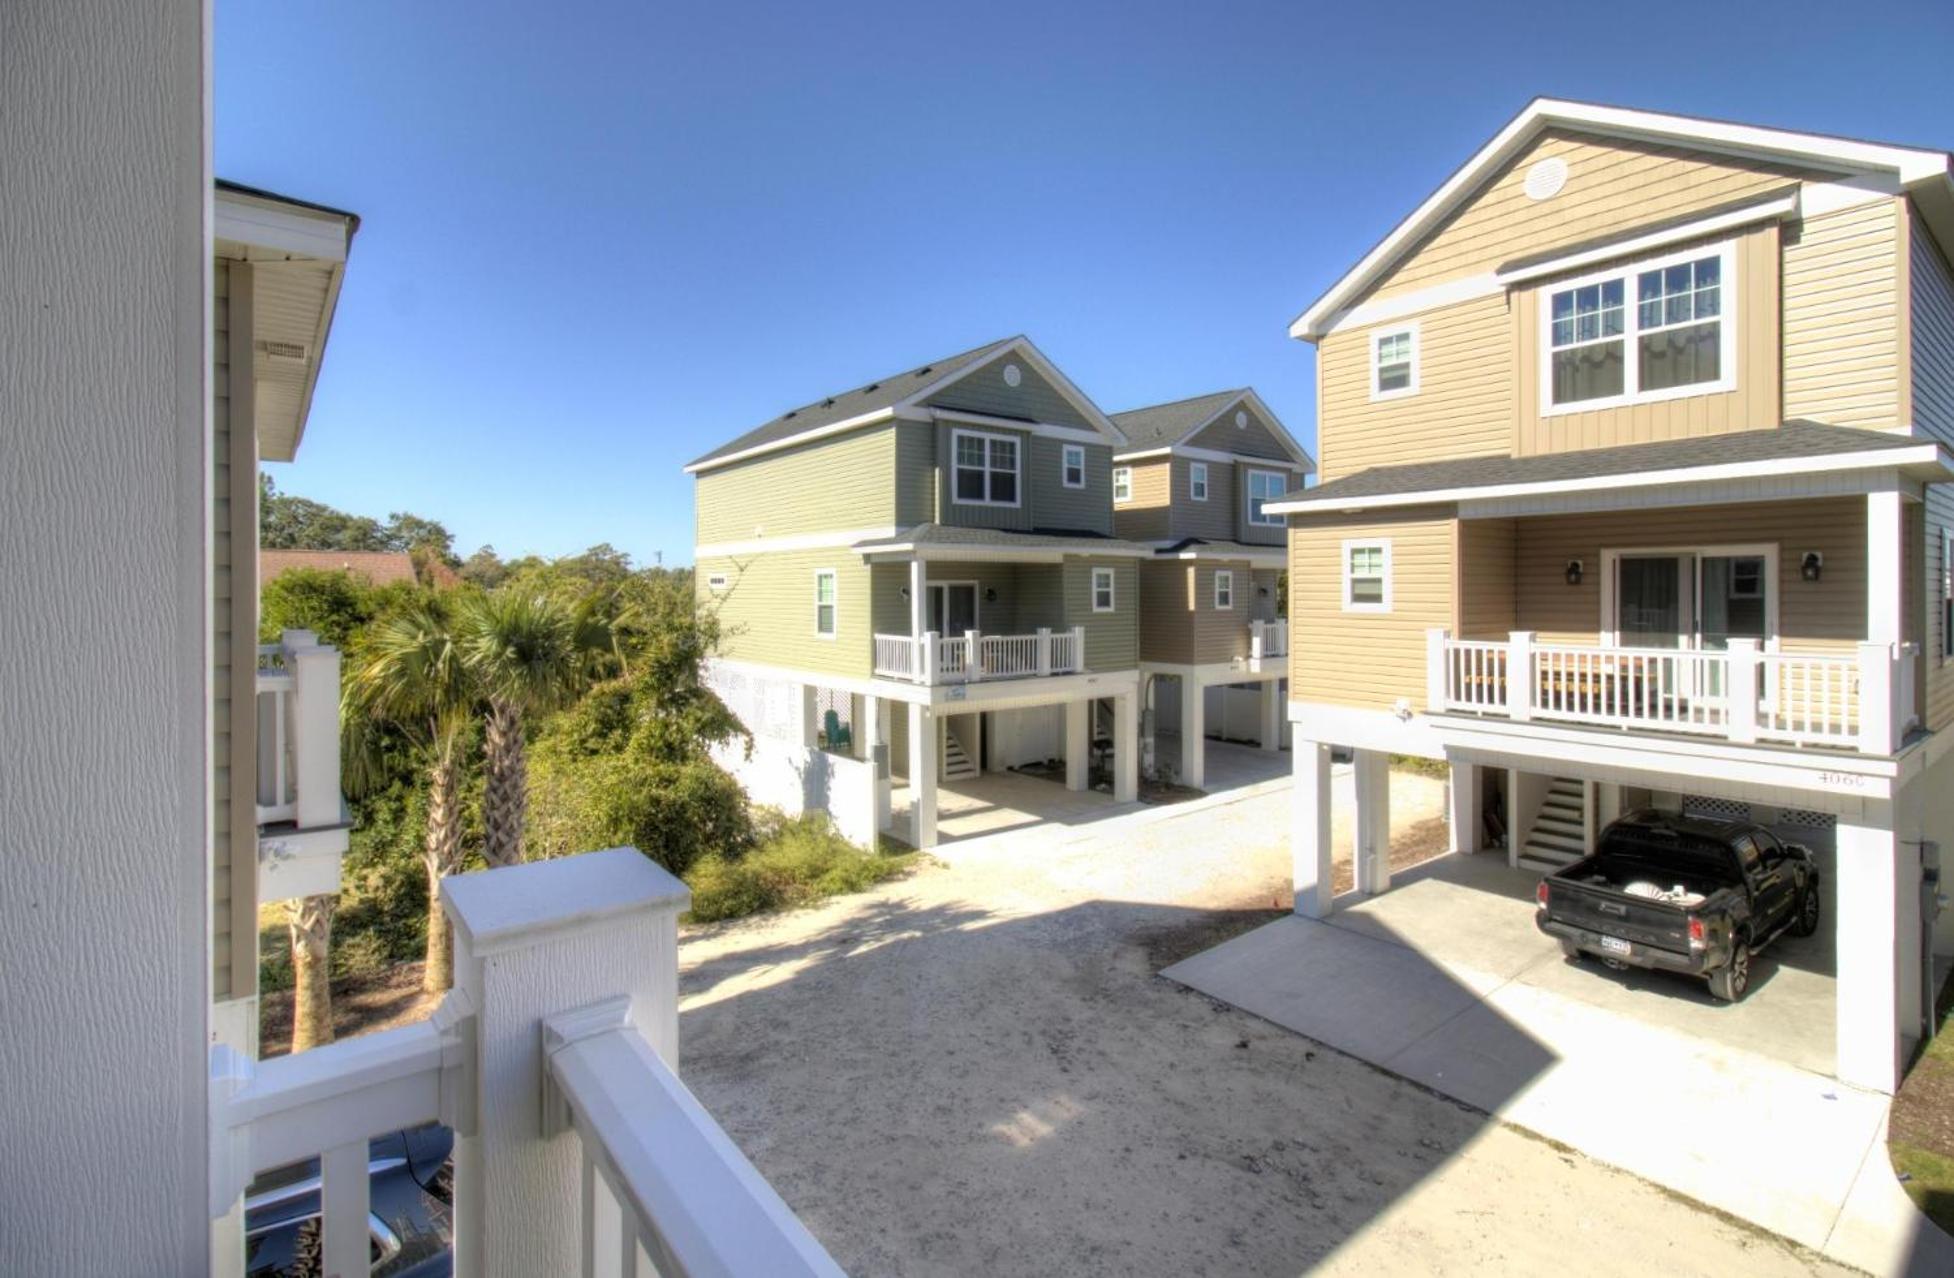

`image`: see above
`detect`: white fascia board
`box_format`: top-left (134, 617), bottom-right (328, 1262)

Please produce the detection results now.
top-left (909, 336), bottom-right (1129, 447)
top-left (682, 407), bottom-right (898, 474)
top-left (1169, 389), bottom-right (1316, 471)
top-left (695, 526), bottom-right (899, 557)
top-left (1266, 444), bottom-right (1953, 515)
top-left (1494, 190), bottom-right (1800, 286)
top-left (858, 543), bottom-right (1154, 563)
top-left (1316, 272), bottom-right (1504, 340)
top-left (927, 407), bottom-right (1106, 445)
top-left (1113, 443), bottom-right (1312, 469)
top-left (1291, 97), bottom-right (1952, 340)
top-left (1238, 388), bottom-right (1316, 471)
top-left (215, 191), bottom-right (350, 262)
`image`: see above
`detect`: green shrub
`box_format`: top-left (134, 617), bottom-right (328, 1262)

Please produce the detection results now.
top-left (528, 752), bottom-right (753, 876)
top-left (682, 811), bottom-right (913, 924)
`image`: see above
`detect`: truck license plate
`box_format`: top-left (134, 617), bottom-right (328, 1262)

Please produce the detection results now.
top-left (1600, 935), bottom-right (1632, 956)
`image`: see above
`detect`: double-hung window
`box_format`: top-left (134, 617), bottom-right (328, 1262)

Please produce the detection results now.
top-left (1371, 324), bottom-right (1418, 400)
top-left (1113, 466), bottom-right (1132, 502)
top-left (1213, 569), bottom-right (1234, 610)
top-left (1061, 443), bottom-right (1086, 489)
top-left (1544, 242), bottom-right (1733, 412)
top-left (1189, 462), bottom-right (1209, 501)
top-left (813, 569), bottom-right (837, 638)
top-left (1246, 469), bottom-right (1286, 527)
top-left (1343, 541), bottom-right (1390, 613)
top-left (953, 429), bottom-right (1020, 506)
top-left (1091, 567), bottom-right (1116, 612)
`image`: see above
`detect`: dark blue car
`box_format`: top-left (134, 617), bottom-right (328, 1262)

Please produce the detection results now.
top-left (244, 1125), bottom-right (453, 1277)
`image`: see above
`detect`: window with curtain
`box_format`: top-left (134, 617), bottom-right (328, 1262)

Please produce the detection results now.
top-left (1547, 243), bottom-right (1731, 409)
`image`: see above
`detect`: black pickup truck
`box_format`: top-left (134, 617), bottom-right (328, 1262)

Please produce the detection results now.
top-left (1535, 809), bottom-right (1823, 1001)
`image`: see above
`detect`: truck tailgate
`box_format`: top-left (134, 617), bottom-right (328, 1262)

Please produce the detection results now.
top-left (1547, 879), bottom-right (1693, 954)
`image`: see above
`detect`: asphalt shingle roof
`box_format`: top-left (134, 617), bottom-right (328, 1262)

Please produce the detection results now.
top-left (1279, 420), bottom-right (1929, 507)
top-left (1108, 390), bottom-right (1244, 451)
top-left (688, 336), bottom-right (1019, 469)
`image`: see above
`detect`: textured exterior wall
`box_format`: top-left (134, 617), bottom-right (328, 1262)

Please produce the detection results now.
top-left (1783, 199), bottom-right (1903, 429)
top-left (698, 551), bottom-right (873, 679)
top-left (694, 425), bottom-right (897, 544)
top-left (1186, 401), bottom-right (1290, 459)
top-left (1290, 508), bottom-right (1458, 709)
top-left (0, 0), bottom-right (211, 1270)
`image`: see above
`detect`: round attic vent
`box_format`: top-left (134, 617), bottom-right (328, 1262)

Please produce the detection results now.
top-left (1524, 157), bottom-right (1568, 201)
top-left (1234, 410), bottom-right (1249, 428)
top-left (1002, 362), bottom-right (1022, 387)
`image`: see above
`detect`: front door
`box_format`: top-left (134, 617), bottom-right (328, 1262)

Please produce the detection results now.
top-left (928, 582), bottom-right (979, 636)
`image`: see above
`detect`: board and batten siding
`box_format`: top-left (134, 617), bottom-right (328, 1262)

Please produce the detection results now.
top-left (213, 258), bottom-right (236, 1001)
top-left (699, 551), bottom-right (872, 680)
top-left (1290, 508), bottom-right (1457, 710)
top-left (895, 424), bottom-right (937, 526)
top-left (1926, 486), bottom-right (1954, 732)
top-left (1113, 458), bottom-right (1172, 542)
top-left (1512, 225), bottom-right (1781, 455)
top-left (925, 350), bottom-right (1096, 430)
top-left (1233, 461), bottom-right (1292, 546)
top-left (1783, 198), bottom-right (1903, 429)
top-left (694, 426), bottom-right (897, 545)
top-left (1366, 129), bottom-right (1821, 301)
top-left (1317, 292), bottom-right (1512, 482)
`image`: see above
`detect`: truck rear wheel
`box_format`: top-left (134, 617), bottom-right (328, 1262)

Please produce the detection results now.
top-left (1790, 885), bottom-right (1822, 938)
top-left (1708, 939), bottom-right (1751, 1002)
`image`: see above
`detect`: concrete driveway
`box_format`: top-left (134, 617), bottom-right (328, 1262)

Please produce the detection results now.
top-left (1166, 850), bottom-right (1939, 1271)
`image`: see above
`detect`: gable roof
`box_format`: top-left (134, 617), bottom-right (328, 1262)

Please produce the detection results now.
top-left (1268, 421), bottom-right (1951, 514)
top-left (1291, 98), bottom-right (1954, 341)
top-left (1109, 388), bottom-right (1315, 470)
top-left (684, 335), bottom-right (1126, 473)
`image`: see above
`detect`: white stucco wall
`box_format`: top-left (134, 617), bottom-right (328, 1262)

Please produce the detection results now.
top-left (0, 1), bottom-right (212, 1270)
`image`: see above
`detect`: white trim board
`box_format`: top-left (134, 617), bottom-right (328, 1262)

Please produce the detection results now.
top-left (1113, 444), bottom-right (1313, 470)
top-left (1112, 389), bottom-right (1316, 472)
top-left (215, 189), bottom-right (352, 262)
top-left (1460, 468), bottom-right (1916, 520)
top-left (1495, 192), bottom-right (1796, 286)
top-left (695, 526), bottom-right (899, 558)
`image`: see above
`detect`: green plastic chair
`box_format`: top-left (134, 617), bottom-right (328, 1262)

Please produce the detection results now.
top-left (824, 708), bottom-right (852, 751)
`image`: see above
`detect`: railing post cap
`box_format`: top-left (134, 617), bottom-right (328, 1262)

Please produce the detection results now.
top-left (441, 848), bottom-right (689, 957)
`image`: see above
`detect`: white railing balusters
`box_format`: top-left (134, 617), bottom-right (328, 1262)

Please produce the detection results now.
top-left (873, 628), bottom-right (1085, 685)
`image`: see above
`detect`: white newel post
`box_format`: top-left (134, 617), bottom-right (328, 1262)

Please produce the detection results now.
top-left (1250, 620), bottom-right (1267, 663)
top-left (1071, 625), bottom-right (1086, 672)
top-left (285, 631), bottom-right (341, 831)
top-left (909, 559), bottom-right (925, 640)
top-left (1426, 628), bottom-right (1449, 713)
top-left (965, 629), bottom-right (982, 681)
top-left (1292, 740), bottom-right (1334, 918)
top-left (1859, 641), bottom-right (1895, 755)
top-left (1507, 631), bottom-right (1535, 722)
top-left (1036, 627), bottom-right (1052, 676)
top-left (1724, 638), bottom-right (1759, 744)
top-left (921, 631), bottom-right (940, 687)
top-left (443, 849), bottom-right (690, 1278)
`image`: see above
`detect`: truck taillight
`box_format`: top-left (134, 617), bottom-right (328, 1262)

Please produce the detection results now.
top-left (1536, 881), bottom-right (1549, 910)
top-left (1687, 916), bottom-right (1706, 949)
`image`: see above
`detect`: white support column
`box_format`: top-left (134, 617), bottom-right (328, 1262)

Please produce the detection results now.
top-left (908, 701), bottom-right (936, 849)
top-left (443, 848), bottom-right (691, 1276)
top-left (862, 694), bottom-right (886, 838)
top-left (1064, 699), bottom-right (1089, 792)
top-left (1352, 749), bottom-right (1391, 895)
top-left (1596, 782), bottom-right (1623, 829)
top-left (286, 631), bottom-right (341, 832)
top-left (1180, 676), bottom-right (1205, 790)
top-left (1868, 489), bottom-right (1904, 647)
top-left (1837, 799), bottom-right (1904, 1093)
top-left (1292, 740), bottom-right (1334, 918)
top-left (1259, 678), bottom-right (1282, 752)
top-left (909, 559), bottom-right (925, 639)
top-left (1113, 691), bottom-right (1139, 802)
top-left (1447, 762), bottom-right (1481, 854)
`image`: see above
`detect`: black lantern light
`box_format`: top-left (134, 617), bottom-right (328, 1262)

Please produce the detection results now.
top-left (1565, 559), bottom-right (1583, 586)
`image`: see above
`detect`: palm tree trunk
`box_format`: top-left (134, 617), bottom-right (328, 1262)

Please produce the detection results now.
top-left (481, 697), bottom-right (527, 867)
top-left (422, 748), bottom-right (462, 993)
top-left (288, 894), bottom-right (335, 1053)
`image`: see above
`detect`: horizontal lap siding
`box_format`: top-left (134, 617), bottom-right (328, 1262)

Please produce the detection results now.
top-left (1456, 517), bottom-right (1517, 638)
top-left (1187, 403), bottom-right (1289, 459)
top-left (700, 551), bottom-right (872, 679)
top-left (213, 260), bottom-right (233, 1001)
top-left (1927, 487), bottom-right (1954, 731)
top-left (1027, 437), bottom-right (1113, 534)
top-left (1510, 497), bottom-right (1866, 653)
top-left (1783, 199), bottom-right (1901, 429)
top-left (1290, 509), bottom-right (1456, 709)
top-left (1113, 458), bottom-right (1171, 542)
top-left (695, 427), bottom-right (897, 544)
top-left (1064, 557), bottom-right (1137, 670)
top-left (1174, 457), bottom-right (1234, 541)
top-left (1190, 560), bottom-right (1253, 664)
top-left (1251, 568), bottom-right (1283, 623)
top-left (1138, 561), bottom-right (1194, 663)
top-left (1915, 219), bottom-right (1954, 732)
top-left (1318, 293), bottom-right (1511, 481)
top-left (927, 352), bottom-right (1094, 429)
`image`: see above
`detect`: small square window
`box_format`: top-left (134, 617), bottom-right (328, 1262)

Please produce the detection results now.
top-left (1092, 567), bottom-right (1116, 612)
top-left (1214, 569), bottom-right (1234, 610)
top-left (1113, 467), bottom-right (1132, 502)
top-left (1343, 541), bottom-right (1390, 613)
top-left (1061, 444), bottom-right (1086, 489)
top-left (1190, 462), bottom-right (1208, 501)
top-left (814, 569), bottom-right (837, 637)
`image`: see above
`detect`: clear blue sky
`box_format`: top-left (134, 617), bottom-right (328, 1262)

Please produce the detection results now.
top-left (218, 0), bottom-right (1954, 567)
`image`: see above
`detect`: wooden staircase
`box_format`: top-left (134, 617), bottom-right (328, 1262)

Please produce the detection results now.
top-left (1519, 777), bottom-right (1587, 872)
top-left (942, 723), bottom-right (979, 780)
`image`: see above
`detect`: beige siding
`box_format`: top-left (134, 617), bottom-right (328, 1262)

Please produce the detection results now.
top-left (1512, 225), bottom-right (1781, 454)
top-left (1138, 561), bottom-right (1193, 663)
top-left (1911, 210), bottom-right (1954, 447)
top-left (694, 426), bottom-right (898, 544)
top-left (1783, 198), bottom-right (1902, 428)
top-left (699, 551), bottom-right (873, 679)
top-left (1368, 129), bottom-right (1818, 300)
top-left (1927, 486), bottom-right (1954, 731)
top-left (1456, 517), bottom-right (1516, 638)
top-left (1113, 458), bottom-right (1172, 541)
top-left (1290, 509), bottom-right (1457, 709)
top-left (1317, 293), bottom-right (1512, 481)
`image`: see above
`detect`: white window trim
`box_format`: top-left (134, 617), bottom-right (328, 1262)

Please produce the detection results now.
top-left (1245, 468), bottom-right (1287, 527)
top-left (950, 427), bottom-right (1023, 508)
top-left (1538, 238), bottom-right (1738, 418)
top-left (1113, 466), bottom-right (1132, 503)
top-left (1060, 443), bottom-right (1086, 489)
top-left (1595, 544), bottom-right (1780, 649)
top-left (1091, 566), bottom-right (1116, 613)
top-left (1341, 539), bottom-right (1392, 614)
top-left (813, 568), bottom-right (838, 639)
top-left (1369, 322), bottom-right (1420, 402)
top-left (1213, 568), bottom-right (1234, 610)
top-left (1189, 461), bottom-right (1209, 502)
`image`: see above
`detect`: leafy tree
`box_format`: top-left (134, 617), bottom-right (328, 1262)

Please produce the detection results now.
top-left (259, 474), bottom-right (461, 565)
top-left (260, 566), bottom-right (419, 649)
top-left (458, 545), bottom-right (509, 589)
top-left (384, 511), bottom-right (457, 563)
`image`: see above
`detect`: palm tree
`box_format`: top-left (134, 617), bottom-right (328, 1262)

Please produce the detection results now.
top-left (458, 589), bottom-right (612, 867)
top-left (286, 894), bottom-right (335, 1052)
top-left (343, 598), bottom-right (476, 993)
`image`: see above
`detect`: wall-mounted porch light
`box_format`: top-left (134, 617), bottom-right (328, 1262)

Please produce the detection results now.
top-left (1801, 551), bottom-right (1824, 582)
top-left (1565, 559), bottom-right (1583, 586)
top-left (985, 587), bottom-right (998, 603)
top-left (899, 586), bottom-right (910, 599)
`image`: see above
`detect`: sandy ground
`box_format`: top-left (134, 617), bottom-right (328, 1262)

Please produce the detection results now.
top-left (679, 770), bottom-right (1850, 1277)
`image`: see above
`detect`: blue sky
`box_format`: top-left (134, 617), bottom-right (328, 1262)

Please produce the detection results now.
top-left (219, 0), bottom-right (1954, 567)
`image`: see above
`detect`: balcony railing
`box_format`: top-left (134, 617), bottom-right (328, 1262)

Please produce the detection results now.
top-left (210, 849), bottom-right (842, 1278)
top-left (873, 626), bottom-right (1085, 685)
top-left (256, 629), bottom-right (340, 830)
top-left (1428, 629), bottom-right (1922, 754)
top-left (1249, 618), bottom-right (1288, 662)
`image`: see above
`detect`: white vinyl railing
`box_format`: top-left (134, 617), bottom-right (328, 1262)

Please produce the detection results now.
top-left (871, 626), bottom-right (1086, 685)
top-left (211, 849), bottom-right (842, 1278)
top-left (1249, 618), bottom-right (1288, 661)
top-left (255, 630), bottom-right (341, 830)
top-left (1428, 629), bottom-right (1917, 754)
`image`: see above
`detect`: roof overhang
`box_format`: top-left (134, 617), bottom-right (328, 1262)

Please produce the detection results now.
top-left (1290, 98), bottom-right (1954, 342)
top-left (1155, 543), bottom-right (1288, 565)
top-left (1112, 389), bottom-right (1316, 472)
top-left (1268, 440), bottom-right (1954, 517)
top-left (1113, 444), bottom-right (1312, 470)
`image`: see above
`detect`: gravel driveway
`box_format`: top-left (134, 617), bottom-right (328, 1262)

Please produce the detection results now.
top-left (678, 768), bottom-right (1848, 1276)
